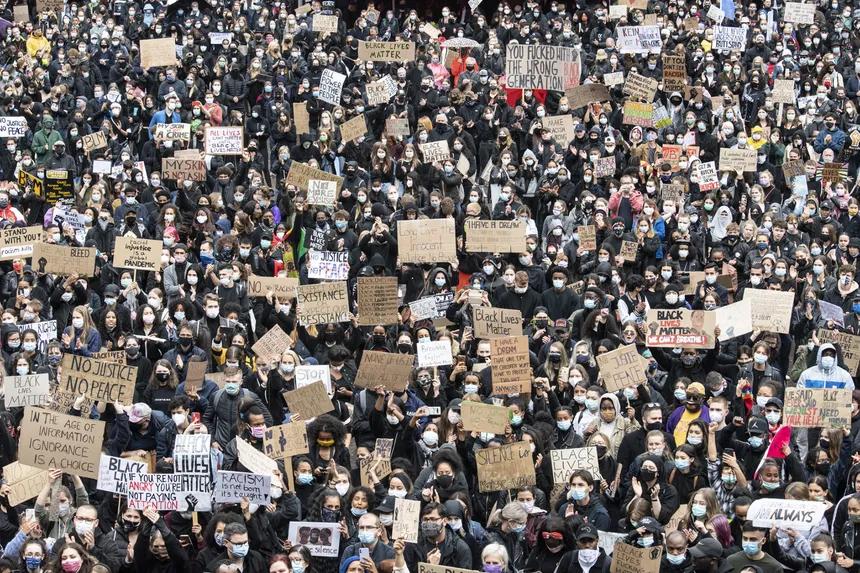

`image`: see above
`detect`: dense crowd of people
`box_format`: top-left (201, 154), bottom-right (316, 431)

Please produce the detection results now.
top-left (0, 0), bottom-right (858, 573)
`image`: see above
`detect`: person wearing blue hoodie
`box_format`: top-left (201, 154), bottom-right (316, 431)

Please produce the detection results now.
top-left (798, 343), bottom-right (855, 390)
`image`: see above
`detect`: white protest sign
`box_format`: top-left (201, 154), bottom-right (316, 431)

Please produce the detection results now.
top-left (417, 341), bottom-right (453, 368)
top-left (5, 374), bottom-right (50, 407)
top-left (296, 365), bottom-right (332, 394)
top-left (18, 320), bottom-right (56, 354)
top-left (97, 455), bottom-right (148, 495)
top-left (214, 470), bottom-right (272, 503)
top-left (549, 447), bottom-right (602, 483)
top-left (173, 434), bottom-right (211, 475)
top-left (748, 498), bottom-right (827, 530)
top-left (307, 179), bottom-right (338, 205)
top-left (713, 26), bottom-right (747, 51)
top-left (128, 473), bottom-right (212, 511)
top-left (318, 69), bottom-right (346, 106)
top-left (0, 117), bottom-right (27, 138)
top-left (616, 26), bottom-right (662, 53)
top-left (307, 251), bottom-right (349, 280)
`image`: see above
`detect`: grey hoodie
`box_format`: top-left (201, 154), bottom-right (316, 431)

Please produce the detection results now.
top-left (797, 342), bottom-right (855, 390)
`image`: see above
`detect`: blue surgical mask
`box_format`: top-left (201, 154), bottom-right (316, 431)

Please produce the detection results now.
top-left (24, 557), bottom-right (41, 570)
top-left (749, 436), bottom-right (764, 448)
top-left (675, 458), bottom-right (690, 471)
top-left (230, 543), bottom-right (249, 558)
top-left (568, 487), bottom-right (587, 501)
top-left (225, 382), bottom-right (240, 395)
top-left (510, 414), bottom-right (523, 426)
top-left (358, 530), bottom-right (376, 544)
top-left (291, 562), bottom-right (306, 573)
top-left (666, 552), bottom-right (686, 565)
top-left (742, 541), bottom-right (760, 556)
top-left (761, 480), bottom-right (780, 491)
top-left (335, 220), bottom-right (347, 231)
top-left (557, 420), bottom-right (572, 431)
top-left (638, 536), bottom-right (654, 547)
top-left (691, 504), bottom-right (707, 517)
top-left (296, 473), bottom-right (314, 485)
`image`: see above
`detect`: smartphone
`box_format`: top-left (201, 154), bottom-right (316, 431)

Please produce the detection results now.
top-left (724, 448), bottom-right (735, 457)
top-left (179, 534), bottom-right (192, 547)
top-left (359, 548), bottom-right (370, 560)
top-left (191, 412), bottom-right (201, 424)
top-left (25, 509), bottom-right (35, 522)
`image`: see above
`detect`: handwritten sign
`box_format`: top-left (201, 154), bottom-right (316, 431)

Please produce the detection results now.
top-left (617, 26), bottom-right (662, 53)
top-left (318, 68), bottom-right (346, 106)
top-left (645, 309), bottom-right (715, 349)
top-left (550, 447), bottom-right (602, 484)
top-left (296, 281), bottom-right (350, 325)
top-left (3, 461), bottom-right (49, 505)
top-left (285, 161), bottom-right (343, 193)
top-left (461, 400), bottom-right (509, 434)
top-left (81, 131), bottom-right (108, 153)
top-left (357, 277), bottom-right (399, 325)
top-left (398, 218), bottom-right (456, 263)
top-left (263, 423), bottom-right (309, 459)
top-left (719, 147), bottom-right (757, 172)
top-left (419, 140), bottom-right (452, 163)
top-left (490, 336), bottom-right (531, 394)
top-left (713, 26), bottom-right (747, 51)
top-left (473, 307), bottom-right (523, 339)
top-left (611, 543), bottom-right (662, 573)
top-left (60, 354), bottom-right (137, 404)
top-left (596, 345), bottom-right (647, 392)
top-left (748, 498), bottom-right (828, 531)
top-left (128, 473), bottom-right (211, 511)
top-left (464, 219), bottom-right (526, 253)
top-left (308, 251), bottom-right (349, 281)
top-left (139, 38), bottom-right (177, 68)
top-left (247, 275), bottom-right (298, 299)
top-left (283, 380), bottom-right (334, 419)
top-left (0, 117), bottom-right (27, 138)
top-left (5, 373), bottom-right (50, 408)
top-left (97, 455), bottom-right (148, 495)
top-left (204, 126), bottom-right (243, 155)
top-left (505, 44), bottom-right (580, 91)
top-left (392, 498), bottom-right (421, 543)
top-left (214, 471), bottom-right (271, 504)
top-left (32, 243), bottom-right (96, 276)
top-left (162, 156), bottom-right (206, 181)
top-left (743, 289), bottom-right (794, 334)
top-left (623, 72), bottom-right (658, 102)
top-left (288, 522), bottom-right (340, 557)
top-left (358, 41), bottom-right (415, 62)
top-left (784, 1), bottom-right (815, 24)
top-left (783, 388), bottom-right (852, 428)
top-left (662, 55), bottom-right (687, 92)
top-left (19, 407), bottom-right (105, 479)
top-left (476, 441), bottom-right (535, 492)
top-left (354, 351), bottom-right (415, 392)
top-left (417, 340), bottom-right (453, 368)
top-left (113, 236), bottom-right (162, 272)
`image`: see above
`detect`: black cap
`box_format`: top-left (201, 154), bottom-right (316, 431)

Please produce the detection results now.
top-left (690, 538), bottom-right (722, 558)
top-left (375, 495), bottom-right (396, 513)
top-left (576, 524), bottom-right (599, 540)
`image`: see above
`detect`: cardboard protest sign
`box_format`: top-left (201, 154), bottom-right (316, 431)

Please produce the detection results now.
top-left (784, 388), bottom-right (852, 428)
top-left (784, 1), bottom-right (816, 24)
top-left (619, 241), bottom-right (639, 263)
top-left (283, 380), bottom-right (334, 419)
top-left (19, 407), bottom-right (104, 479)
top-left (596, 345), bottom-right (647, 392)
top-left (623, 72), bottom-right (659, 102)
top-left (392, 498), bottom-right (421, 543)
top-left (782, 158), bottom-right (806, 179)
top-left (505, 44), bottom-right (580, 91)
top-left (565, 84), bottom-right (610, 110)
top-left (59, 354), bottom-right (136, 404)
top-left (417, 340), bottom-right (453, 368)
top-left (748, 498), bottom-right (828, 530)
top-left (713, 26), bottom-right (747, 51)
top-left (174, 434), bottom-right (211, 475)
top-left (293, 102), bottom-right (310, 134)
top-left (714, 299), bottom-right (753, 342)
top-left (154, 123), bottom-right (191, 141)
top-left (359, 456), bottom-right (392, 487)
top-left (5, 373), bottom-right (50, 408)
top-left (464, 219), bottom-right (526, 253)
top-left (0, 225), bottom-right (41, 260)
top-left (308, 251), bottom-right (349, 281)
top-left (743, 289), bottom-right (794, 333)
top-left (204, 126), bottom-right (243, 155)
top-left (339, 114), bottom-right (367, 144)
top-left (285, 161), bottom-right (343, 193)
top-left (296, 365), bottom-right (332, 394)
top-left (248, 275), bottom-right (298, 299)
top-left (616, 26), bottom-right (662, 53)
top-left (578, 225), bottom-right (597, 250)
top-left (550, 447), bottom-right (602, 484)
top-left (139, 38), bottom-right (177, 68)
top-left (263, 423), bottom-right (309, 459)
top-left (113, 236), bottom-right (162, 272)
top-left (354, 351), bottom-right (415, 392)
top-left (31, 243), bottom-right (96, 276)
top-left (357, 276), bottom-right (399, 325)
top-left (662, 55), bottom-right (687, 92)
top-left (490, 336), bottom-right (531, 394)
top-left (0, 116), bottom-right (26, 138)
top-left (287, 522), bottom-right (340, 557)
top-left (296, 282), bottom-right (349, 325)
top-left (476, 441), bottom-right (535, 492)
top-left (214, 471), bottom-right (272, 503)
top-left (772, 79), bottom-right (796, 104)
top-left (541, 114), bottom-right (576, 146)
top-left (3, 461), bottom-right (49, 506)
top-left (719, 147), bottom-right (757, 172)
top-left (97, 455), bottom-right (148, 495)
top-left (312, 13), bottom-right (338, 33)
top-left (419, 140), bottom-right (451, 163)
top-left (250, 324), bottom-right (293, 360)
top-left (610, 543), bottom-right (663, 573)
top-left (822, 162), bottom-right (847, 183)
top-left (385, 117), bottom-right (410, 137)
top-left (398, 219), bottom-right (456, 264)
top-left (645, 309), bottom-right (716, 349)
top-left (128, 473), bottom-right (211, 511)
top-left (473, 307), bottom-right (523, 339)
top-left (318, 68), bottom-right (346, 106)
top-left (609, 4), bottom-right (628, 18)
top-left (162, 156), bottom-right (206, 181)
top-left (236, 437), bottom-right (284, 488)
top-left (461, 400), bottom-right (509, 434)
top-left (358, 41), bottom-right (415, 62)
top-left (80, 131), bottom-right (107, 153)
top-left (817, 329), bottom-right (860, 374)
top-left (707, 5), bottom-right (725, 21)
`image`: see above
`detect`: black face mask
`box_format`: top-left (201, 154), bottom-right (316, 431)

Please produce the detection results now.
top-left (435, 475), bottom-right (454, 489)
top-left (639, 468), bottom-right (656, 482)
top-left (179, 337), bottom-right (193, 349)
top-left (645, 421), bottom-right (662, 431)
